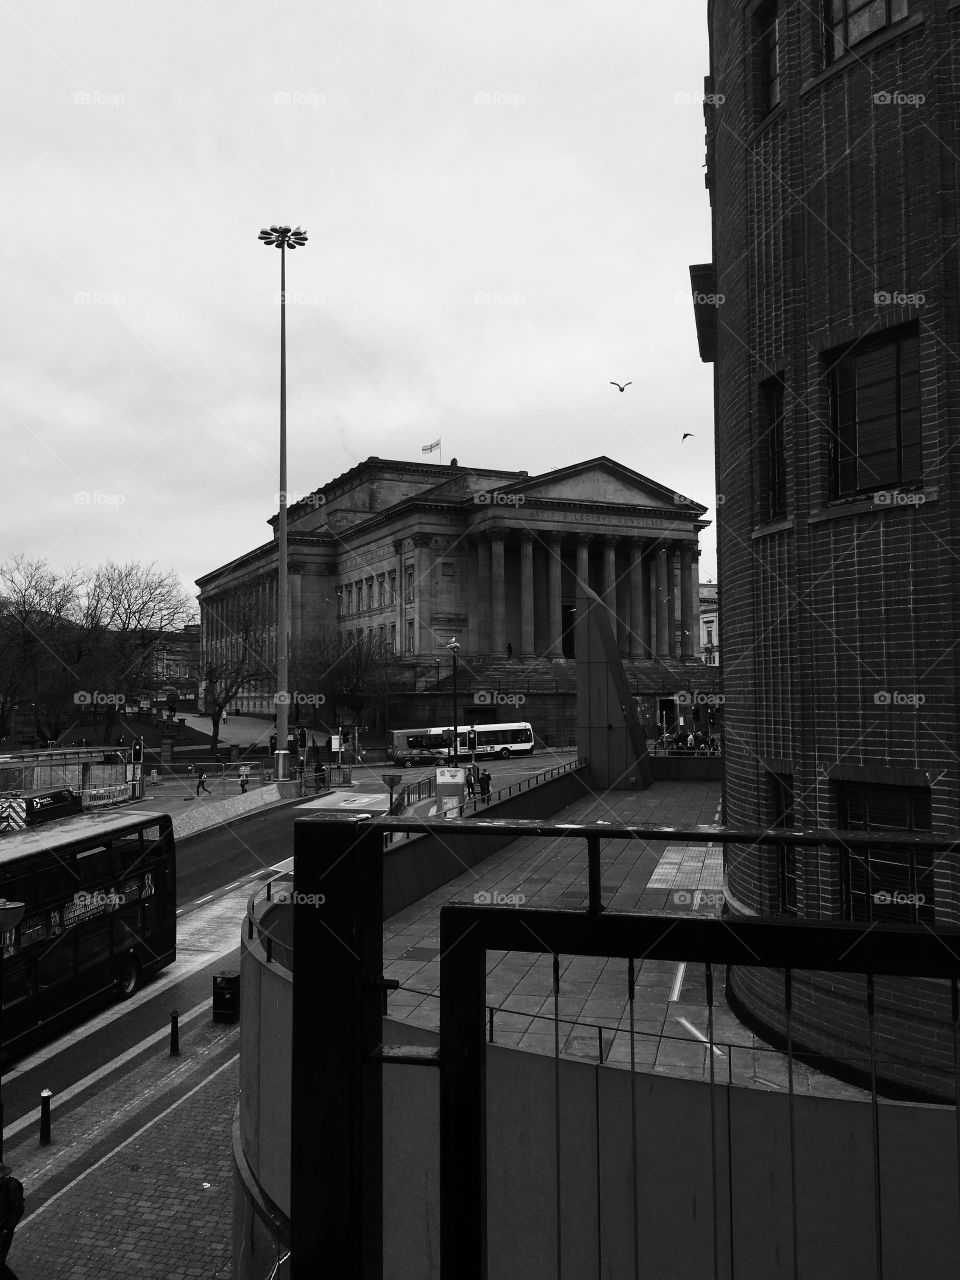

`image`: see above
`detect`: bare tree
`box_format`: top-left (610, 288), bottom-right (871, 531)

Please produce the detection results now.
top-left (201, 589), bottom-right (272, 757)
top-left (291, 628), bottom-right (400, 742)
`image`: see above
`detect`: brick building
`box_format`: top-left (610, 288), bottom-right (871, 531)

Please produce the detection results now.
top-left (698, 1), bottom-right (960, 1096)
top-left (196, 456), bottom-right (717, 745)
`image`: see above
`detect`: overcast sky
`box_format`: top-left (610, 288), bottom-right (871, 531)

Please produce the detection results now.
top-left (1, 1), bottom-right (716, 603)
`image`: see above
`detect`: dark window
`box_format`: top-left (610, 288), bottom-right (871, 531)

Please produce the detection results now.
top-left (760, 375), bottom-right (787, 520)
top-left (824, 0), bottom-right (909, 64)
top-left (767, 773), bottom-right (797, 915)
top-left (757, 2), bottom-right (780, 117)
top-left (405, 566), bottom-right (415, 603)
top-left (838, 783), bottom-right (933, 923)
top-left (829, 329), bottom-right (920, 497)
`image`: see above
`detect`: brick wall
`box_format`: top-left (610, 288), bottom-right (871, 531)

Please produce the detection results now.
top-left (711, 1), bottom-right (960, 1091)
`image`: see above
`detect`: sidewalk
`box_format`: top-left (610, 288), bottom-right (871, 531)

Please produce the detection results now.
top-left (6, 777), bottom-right (785, 1279)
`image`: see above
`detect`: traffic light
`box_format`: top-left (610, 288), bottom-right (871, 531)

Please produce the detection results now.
top-left (298, 728), bottom-right (307, 749)
top-left (132, 738), bottom-right (143, 763)
top-left (269, 733), bottom-right (277, 754)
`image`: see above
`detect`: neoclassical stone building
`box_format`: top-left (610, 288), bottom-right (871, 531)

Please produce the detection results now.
top-left (197, 455), bottom-right (714, 741)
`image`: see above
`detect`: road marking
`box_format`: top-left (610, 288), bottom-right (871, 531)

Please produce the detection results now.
top-left (4, 998), bottom-right (212, 1139)
top-left (18, 1052), bottom-right (240, 1227)
top-left (669, 962), bottom-right (686, 1003)
top-left (675, 1015), bottom-right (725, 1056)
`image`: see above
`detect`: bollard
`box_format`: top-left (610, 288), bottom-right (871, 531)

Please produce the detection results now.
top-left (39, 1089), bottom-right (53, 1145)
top-left (170, 1010), bottom-right (180, 1056)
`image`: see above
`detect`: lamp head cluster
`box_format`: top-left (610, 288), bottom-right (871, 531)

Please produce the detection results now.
top-left (447, 636), bottom-right (460, 654)
top-left (258, 225), bottom-right (308, 249)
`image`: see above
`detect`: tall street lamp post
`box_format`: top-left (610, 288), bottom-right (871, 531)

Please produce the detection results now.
top-left (258, 224), bottom-right (307, 783)
top-left (0, 897), bottom-right (25, 1161)
top-left (447, 637), bottom-right (460, 767)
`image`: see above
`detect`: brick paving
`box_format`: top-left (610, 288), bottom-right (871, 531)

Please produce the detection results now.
top-left (11, 1052), bottom-right (238, 1279)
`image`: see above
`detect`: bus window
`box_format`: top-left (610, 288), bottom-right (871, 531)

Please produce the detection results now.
top-left (38, 933), bottom-right (76, 988)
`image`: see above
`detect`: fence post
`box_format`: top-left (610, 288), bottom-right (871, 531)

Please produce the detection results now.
top-left (39, 1089), bottom-right (53, 1145)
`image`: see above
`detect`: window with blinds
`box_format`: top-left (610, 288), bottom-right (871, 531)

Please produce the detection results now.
top-left (829, 329), bottom-right (921, 497)
top-left (838, 782), bottom-right (933, 924)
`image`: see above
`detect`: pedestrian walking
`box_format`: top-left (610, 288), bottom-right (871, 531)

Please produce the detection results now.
top-left (479, 769), bottom-right (492, 804)
top-left (466, 771), bottom-right (476, 799)
top-left (0, 1164), bottom-right (24, 1280)
top-left (239, 770), bottom-right (248, 795)
top-left (222, 712), bottom-right (228, 725)
top-left (196, 770), bottom-right (210, 797)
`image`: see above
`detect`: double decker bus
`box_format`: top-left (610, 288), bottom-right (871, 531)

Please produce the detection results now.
top-left (0, 809), bottom-right (176, 1059)
top-left (387, 721), bottom-right (535, 766)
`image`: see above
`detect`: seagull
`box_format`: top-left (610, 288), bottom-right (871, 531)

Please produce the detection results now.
top-left (682, 433), bottom-right (695, 440)
top-left (610, 381), bottom-right (632, 392)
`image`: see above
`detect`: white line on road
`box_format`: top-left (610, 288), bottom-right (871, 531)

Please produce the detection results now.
top-left (669, 962), bottom-right (686, 1003)
top-left (4, 998), bottom-right (212, 1140)
top-left (18, 1052), bottom-right (240, 1227)
top-left (675, 1016), bottom-right (725, 1056)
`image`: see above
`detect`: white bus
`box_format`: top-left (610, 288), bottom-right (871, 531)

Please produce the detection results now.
top-left (387, 722), bottom-right (535, 766)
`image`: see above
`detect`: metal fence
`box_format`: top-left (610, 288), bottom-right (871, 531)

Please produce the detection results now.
top-left (284, 814), bottom-right (960, 1279)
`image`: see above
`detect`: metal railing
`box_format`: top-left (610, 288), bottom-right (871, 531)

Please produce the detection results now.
top-left (282, 814), bottom-right (960, 1279)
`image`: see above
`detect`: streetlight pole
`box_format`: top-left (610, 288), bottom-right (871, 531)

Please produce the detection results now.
top-left (0, 898), bottom-right (25, 1162)
top-left (447, 637), bottom-right (460, 767)
top-left (258, 224), bottom-right (307, 784)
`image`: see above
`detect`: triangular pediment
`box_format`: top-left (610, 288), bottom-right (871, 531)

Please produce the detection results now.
top-left (501, 457), bottom-right (707, 513)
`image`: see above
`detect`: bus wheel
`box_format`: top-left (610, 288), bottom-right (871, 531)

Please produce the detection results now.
top-left (499, 748), bottom-right (511, 759)
top-left (402, 759), bottom-right (413, 768)
top-left (116, 957), bottom-right (142, 998)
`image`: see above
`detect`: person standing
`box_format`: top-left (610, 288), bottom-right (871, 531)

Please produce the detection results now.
top-left (479, 769), bottom-right (492, 804)
top-left (0, 1165), bottom-right (24, 1280)
top-left (239, 770), bottom-right (248, 795)
top-left (196, 770), bottom-right (210, 797)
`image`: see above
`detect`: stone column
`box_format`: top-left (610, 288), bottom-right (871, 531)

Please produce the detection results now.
top-left (392, 540), bottom-right (404, 656)
top-left (476, 536), bottom-right (491, 653)
top-left (667, 544), bottom-right (679, 658)
top-left (547, 534), bottom-right (563, 657)
top-left (689, 548), bottom-right (701, 661)
top-left (602, 537), bottom-right (617, 613)
top-left (656, 544), bottom-right (670, 656)
top-left (680, 543), bottom-right (694, 658)
top-left (629, 540), bottom-right (647, 657)
top-left (412, 533), bottom-right (432, 655)
top-left (520, 534), bottom-right (535, 656)
top-left (490, 531), bottom-right (506, 655)
top-left (575, 535), bottom-right (591, 658)
top-left (576, 534), bottom-right (591, 592)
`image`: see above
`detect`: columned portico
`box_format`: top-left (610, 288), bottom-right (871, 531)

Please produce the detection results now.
top-left (475, 536), bottom-right (491, 653)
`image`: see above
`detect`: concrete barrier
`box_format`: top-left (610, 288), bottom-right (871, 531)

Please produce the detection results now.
top-left (171, 784), bottom-right (284, 841)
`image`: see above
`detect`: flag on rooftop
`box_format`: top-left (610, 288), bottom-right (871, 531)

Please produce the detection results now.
top-left (421, 439), bottom-right (441, 454)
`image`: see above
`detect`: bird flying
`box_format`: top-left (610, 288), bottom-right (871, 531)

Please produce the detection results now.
top-left (610, 381), bottom-right (632, 392)
top-left (682, 433), bottom-right (694, 440)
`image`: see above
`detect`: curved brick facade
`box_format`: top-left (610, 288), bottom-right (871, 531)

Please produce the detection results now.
top-left (707, 1), bottom-right (960, 1097)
